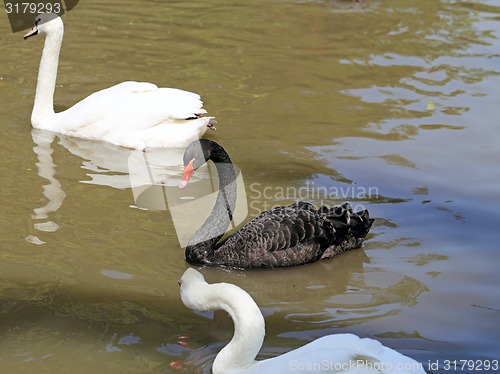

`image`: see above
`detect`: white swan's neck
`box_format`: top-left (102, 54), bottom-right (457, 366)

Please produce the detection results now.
top-left (203, 283), bottom-right (265, 373)
top-left (32, 26), bottom-right (63, 128)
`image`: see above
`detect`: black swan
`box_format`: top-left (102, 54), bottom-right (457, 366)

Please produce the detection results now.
top-left (178, 139), bottom-right (374, 269)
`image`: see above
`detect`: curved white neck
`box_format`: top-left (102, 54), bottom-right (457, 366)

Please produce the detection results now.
top-left (206, 283), bottom-right (265, 373)
top-left (32, 27), bottom-right (63, 128)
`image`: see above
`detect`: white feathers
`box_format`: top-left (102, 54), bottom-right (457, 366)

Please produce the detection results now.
top-left (26, 14), bottom-right (214, 150)
top-left (179, 268), bottom-right (426, 374)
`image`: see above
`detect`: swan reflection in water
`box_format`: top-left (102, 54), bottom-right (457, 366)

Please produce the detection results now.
top-left (28, 129), bottom-right (182, 238)
top-left (30, 130), bottom-right (66, 238)
top-left (28, 129), bottom-right (248, 248)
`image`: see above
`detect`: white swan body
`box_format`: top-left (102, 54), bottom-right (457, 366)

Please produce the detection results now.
top-left (24, 13), bottom-right (215, 150)
top-left (179, 268), bottom-right (426, 374)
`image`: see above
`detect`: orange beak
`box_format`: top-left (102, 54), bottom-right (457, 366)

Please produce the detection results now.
top-left (178, 159), bottom-right (195, 189)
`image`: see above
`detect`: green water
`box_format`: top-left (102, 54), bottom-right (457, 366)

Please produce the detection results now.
top-left (1, 0), bottom-right (499, 372)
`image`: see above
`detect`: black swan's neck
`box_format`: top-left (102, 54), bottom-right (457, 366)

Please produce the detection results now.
top-left (185, 146), bottom-right (237, 265)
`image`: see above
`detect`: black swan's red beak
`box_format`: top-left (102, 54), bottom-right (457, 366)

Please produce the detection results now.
top-left (179, 159), bottom-right (195, 189)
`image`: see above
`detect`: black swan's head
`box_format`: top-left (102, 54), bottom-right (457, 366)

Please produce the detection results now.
top-left (179, 139), bottom-right (230, 189)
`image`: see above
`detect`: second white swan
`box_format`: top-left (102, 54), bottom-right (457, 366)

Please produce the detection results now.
top-left (24, 13), bottom-right (215, 150)
top-left (179, 268), bottom-right (426, 373)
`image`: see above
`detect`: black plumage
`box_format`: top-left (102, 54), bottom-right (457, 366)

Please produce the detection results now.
top-left (179, 139), bottom-right (374, 269)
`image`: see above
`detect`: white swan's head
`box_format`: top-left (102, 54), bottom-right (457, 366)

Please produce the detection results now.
top-left (179, 268), bottom-right (266, 374)
top-left (179, 268), bottom-right (206, 287)
top-left (24, 13), bottom-right (63, 39)
top-left (178, 268), bottom-right (210, 310)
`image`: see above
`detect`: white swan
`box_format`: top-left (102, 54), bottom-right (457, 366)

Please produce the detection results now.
top-left (24, 13), bottom-right (215, 150)
top-left (179, 268), bottom-right (426, 374)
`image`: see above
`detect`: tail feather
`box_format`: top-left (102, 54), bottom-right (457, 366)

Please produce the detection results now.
top-left (319, 203), bottom-right (374, 259)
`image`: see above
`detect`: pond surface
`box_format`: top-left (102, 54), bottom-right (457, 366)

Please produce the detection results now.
top-left (1, 0), bottom-right (499, 373)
